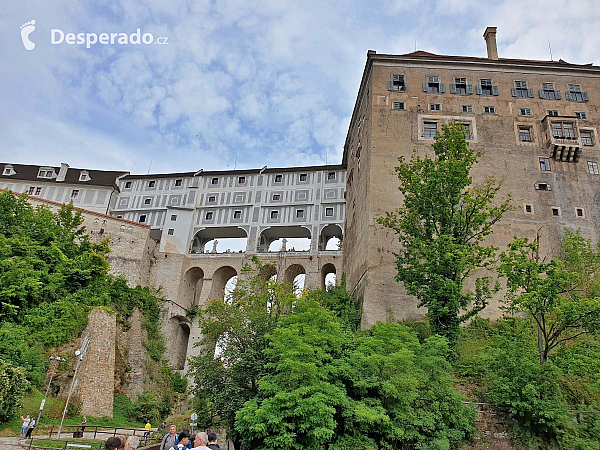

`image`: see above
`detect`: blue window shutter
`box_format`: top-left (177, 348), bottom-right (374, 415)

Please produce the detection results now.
top-left (492, 85), bottom-right (499, 96)
top-left (539, 89), bottom-right (546, 99)
top-left (440, 83), bottom-right (446, 93)
top-left (450, 84), bottom-right (456, 94)
top-left (565, 91), bottom-right (572, 101)
top-left (466, 84), bottom-right (473, 95)
top-left (476, 85), bottom-right (482, 95)
top-left (555, 90), bottom-right (561, 100)
top-left (528, 88), bottom-right (534, 98)
top-left (511, 88), bottom-right (517, 97)
top-left (423, 82), bottom-right (428, 92)
top-left (387, 81), bottom-right (393, 91)
top-left (582, 92), bottom-right (589, 102)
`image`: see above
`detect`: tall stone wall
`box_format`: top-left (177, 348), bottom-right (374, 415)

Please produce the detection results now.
top-left (78, 308), bottom-right (116, 418)
top-left (120, 309), bottom-right (148, 398)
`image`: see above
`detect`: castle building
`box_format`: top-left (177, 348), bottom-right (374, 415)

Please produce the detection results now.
top-left (343, 27), bottom-right (600, 327)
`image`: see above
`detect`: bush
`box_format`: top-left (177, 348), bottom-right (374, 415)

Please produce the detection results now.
top-left (171, 372), bottom-right (188, 394)
top-left (127, 392), bottom-right (162, 422)
top-left (0, 359), bottom-right (29, 423)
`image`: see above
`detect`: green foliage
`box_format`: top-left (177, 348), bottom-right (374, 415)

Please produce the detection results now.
top-left (127, 392), bottom-right (163, 422)
top-left (0, 323), bottom-right (47, 387)
top-left (171, 372), bottom-right (188, 394)
top-left (236, 298), bottom-right (475, 450)
top-left (499, 229), bottom-right (600, 364)
top-left (377, 123), bottom-right (512, 345)
top-left (0, 358), bottom-right (29, 423)
top-left (307, 274), bottom-right (361, 332)
top-left (189, 257), bottom-right (295, 449)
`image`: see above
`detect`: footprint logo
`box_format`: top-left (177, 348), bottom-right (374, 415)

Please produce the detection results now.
top-left (20, 20), bottom-right (36, 50)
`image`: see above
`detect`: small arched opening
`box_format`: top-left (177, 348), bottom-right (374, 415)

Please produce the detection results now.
top-left (321, 263), bottom-right (337, 289)
top-left (169, 316), bottom-right (191, 370)
top-left (284, 264), bottom-right (306, 297)
top-left (258, 226), bottom-right (312, 252)
top-left (190, 227), bottom-right (248, 254)
top-left (210, 266), bottom-right (238, 301)
top-left (179, 267), bottom-right (204, 308)
top-left (319, 224), bottom-right (343, 251)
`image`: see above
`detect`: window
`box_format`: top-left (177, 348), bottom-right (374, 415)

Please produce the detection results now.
top-left (274, 174), bottom-right (283, 183)
top-left (581, 130), bottom-right (594, 146)
top-left (552, 207), bottom-right (560, 216)
top-left (175, 179), bottom-right (182, 186)
top-left (541, 83), bottom-right (560, 100)
top-left (38, 170), bottom-right (52, 178)
top-left (144, 198), bottom-right (151, 205)
top-left (519, 108), bottom-right (532, 117)
top-left (233, 210), bottom-right (242, 219)
top-left (452, 77), bottom-right (469, 95)
top-left (328, 172), bottom-right (336, 180)
top-left (525, 204), bottom-right (533, 213)
top-left (423, 121), bottom-right (437, 138)
top-left (125, 181), bottom-right (132, 188)
top-left (588, 161), bottom-right (599, 175)
top-left (461, 104), bottom-right (474, 113)
top-left (539, 157), bottom-right (551, 171)
top-left (483, 106), bottom-right (496, 114)
top-left (34, 187), bottom-right (42, 196)
top-left (299, 173), bottom-right (308, 182)
top-left (148, 180), bottom-right (155, 188)
top-left (356, 146), bottom-right (361, 170)
top-left (478, 79), bottom-right (498, 96)
top-left (171, 214), bottom-right (177, 221)
top-left (535, 183), bottom-right (551, 191)
top-left (270, 210), bottom-right (279, 219)
top-left (3, 167), bottom-right (11, 175)
top-left (566, 84), bottom-right (588, 102)
top-left (325, 207), bottom-right (334, 217)
top-left (388, 74), bottom-right (406, 91)
top-left (519, 126), bottom-right (532, 142)
top-left (235, 194), bottom-right (244, 202)
top-left (272, 193), bottom-right (281, 201)
top-left (238, 176), bottom-right (246, 184)
top-left (139, 214), bottom-right (146, 223)
top-left (205, 212), bottom-right (213, 220)
top-left (576, 208), bottom-right (585, 217)
top-left (392, 101), bottom-right (405, 110)
top-left (296, 209), bottom-right (305, 218)
top-left (575, 112), bottom-right (588, 120)
top-left (117, 215), bottom-right (123, 219)
top-left (208, 196), bottom-right (216, 203)
top-left (424, 76), bottom-right (444, 93)
top-left (429, 103), bottom-right (441, 112)
top-left (211, 177), bottom-right (219, 185)
top-left (28, 187), bottom-right (35, 195)
top-left (79, 173), bottom-right (88, 181)
top-left (462, 123), bottom-right (471, 140)
top-left (71, 189), bottom-right (79, 199)
top-left (512, 81), bottom-right (533, 98)
top-left (547, 110), bottom-right (559, 117)
top-left (551, 122), bottom-right (575, 139)
top-left (167, 229), bottom-right (174, 236)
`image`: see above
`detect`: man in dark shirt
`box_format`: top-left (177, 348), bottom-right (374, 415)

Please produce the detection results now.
top-left (206, 433), bottom-right (220, 450)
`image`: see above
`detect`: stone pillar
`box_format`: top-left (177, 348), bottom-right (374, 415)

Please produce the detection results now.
top-left (78, 308), bottom-right (116, 418)
top-left (121, 309), bottom-right (146, 398)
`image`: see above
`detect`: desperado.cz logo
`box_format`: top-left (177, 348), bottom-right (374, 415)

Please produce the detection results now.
top-left (20, 19), bottom-right (168, 50)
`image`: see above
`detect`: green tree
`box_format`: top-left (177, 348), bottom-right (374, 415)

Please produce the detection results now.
top-left (377, 122), bottom-right (512, 344)
top-left (0, 358), bottom-right (29, 423)
top-left (498, 229), bottom-right (600, 364)
top-left (189, 257), bottom-right (296, 449)
top-left (235, 299), bottom-right (475, 450)
top-left (307, 274), bottom-right (362, 331)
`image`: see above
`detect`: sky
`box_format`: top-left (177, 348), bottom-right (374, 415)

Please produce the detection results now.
top-left (2, 0), bottom-right (600, 175)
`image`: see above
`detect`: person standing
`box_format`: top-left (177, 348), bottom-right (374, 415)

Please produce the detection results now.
top-left (191, 432), bottom-right (210, 450)
top-left (19, 416), bottom-right (31, 438)
top-left (81, 415), bottom-right (87, 433)
top-left (168, 430), bottom-right (189, 450)
top-left (159, 425), bottom-right (178, 450)
top-left (144, 422), bottom-right (152, 440)
top-left (24, 419), bottom-right (36, 439)
top-left (206, 433), bottom-right (220, 450)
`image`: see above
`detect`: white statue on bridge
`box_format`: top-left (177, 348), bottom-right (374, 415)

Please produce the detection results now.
top-left (212, 240), bottom-right (218, 253)
top-left (281, 238), bottom-right (287, 252)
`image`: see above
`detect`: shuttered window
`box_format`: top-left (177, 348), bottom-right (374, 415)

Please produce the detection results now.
top-left (566, 84), bottom-right (589, 102)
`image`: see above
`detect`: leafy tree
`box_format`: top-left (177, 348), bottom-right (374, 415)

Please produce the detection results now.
top-left (189, 257), bottom-right (296, 450)
top-left (307, 274), bottom-right (361, 331)
top-left (377, 122), bottom-right (512, 344)
top-left (498, 229), bottom-right (600, 364)
top-left (236, 299), bottom-right (475, 450)
top-left (0, 358), bottom-right (29, 423)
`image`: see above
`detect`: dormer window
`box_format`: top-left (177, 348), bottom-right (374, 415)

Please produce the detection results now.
top-left (38, 169), bottom-right (53, 178)
top-left (79, 171), bottom-right (90, 182)
top-left (2, 165), bottom-right (14, 176)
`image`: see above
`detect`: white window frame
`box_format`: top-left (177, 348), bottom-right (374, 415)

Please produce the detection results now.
top-left (171, 214), bottom-right (177, 221)
top-left (233, 210), bottom-right (242, 219)
top-left (299, 173), bottom-right (308, 182)
top-left (144, 198), bottom-right (152, 205)
top-left (325, 207), bottom-right (334, 217)
top-left (71, 189), bottom-right (80, 199)
top-left (270, 210), bottom-right (279, 219)
top-left (211, 177), bottom-right (219, 185)
top-left (588, 161), bottom-right (599, 175)
top-left (296, 209), bottom-right (305, 219)
top-left (148, 180), bottom-right (156, 188)
top-left (205, 212), bottom-right (214, 220)
top-left (483, 106), bottom-right (496, 115)
top-left (392, 101), bottom-right (405, 111)
top-left (461, 105), bottom-right (473, 113)
top-left (167, 229), bottom-right (174, 236)
top-left (575, 112), bottom-right (588, 120)
top-left (429, 103), bottom-right (442, 112)
top-left (519, 107), bottom-right (533, 117)
top-left (272, 193), bottom-right (281, 201)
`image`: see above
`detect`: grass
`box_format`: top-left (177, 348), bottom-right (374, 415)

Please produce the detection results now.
top-left (27, 438), bottom-right (105, 449)
top-left (0, 391), bottom-right (145, 437)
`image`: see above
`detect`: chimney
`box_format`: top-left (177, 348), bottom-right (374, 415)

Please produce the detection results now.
top-left (56, 163), bottom-right (69, 182)
top-left (483, 27), bottom-right (498, 60)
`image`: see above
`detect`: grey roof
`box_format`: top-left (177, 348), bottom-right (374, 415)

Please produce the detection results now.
top-left (0, 163), bottom-right (127, 189)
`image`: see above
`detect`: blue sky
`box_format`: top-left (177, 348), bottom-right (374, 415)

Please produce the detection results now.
top-left (2, 0), bottom-right (599, 175)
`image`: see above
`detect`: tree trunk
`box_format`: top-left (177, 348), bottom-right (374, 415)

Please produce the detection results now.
top-left (537, 323), bottom-right (547, 365)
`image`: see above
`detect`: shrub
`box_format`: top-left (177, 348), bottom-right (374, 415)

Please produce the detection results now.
top-left (0, 358), bottom-right (29, 423)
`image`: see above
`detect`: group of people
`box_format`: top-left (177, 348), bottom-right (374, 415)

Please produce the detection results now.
top-left (158, 425), bottom-right (221, 450)
top-left (19, 416), bottom-right (35, 439)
